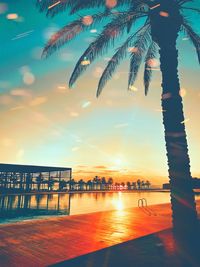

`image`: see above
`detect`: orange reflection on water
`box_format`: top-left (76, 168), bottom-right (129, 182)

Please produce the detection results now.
top-left (112, 192), bottom-right (124, 211)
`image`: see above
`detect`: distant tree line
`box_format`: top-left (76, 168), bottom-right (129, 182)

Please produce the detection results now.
top-left (69, 176), bottom-right (151, 191)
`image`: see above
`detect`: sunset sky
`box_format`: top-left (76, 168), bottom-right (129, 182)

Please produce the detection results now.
top-left (0, 0), bottom-right (199, 185)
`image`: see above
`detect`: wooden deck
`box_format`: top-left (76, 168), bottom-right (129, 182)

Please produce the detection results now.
top-left (0, 201), bottom-right (200, 267)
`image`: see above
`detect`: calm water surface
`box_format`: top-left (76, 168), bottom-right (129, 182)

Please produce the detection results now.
top-left (0, 192), bottom-right (199, 224)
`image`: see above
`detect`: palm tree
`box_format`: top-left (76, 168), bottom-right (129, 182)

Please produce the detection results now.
top-left (38, 0), bottom-right (200, 235)
top-left (137, 179), bottom-right (141, 189)
top-left (78, 179), bottom-right (85, 190)
top-left (36, 173), bottom-right (43, 191)
top-left (132, 181), bottom-right (137, 190)
top-left (146, 180), bottom-right (151, 189)
top-left (108, 177), bottom-right (113, 190)
top-left (69, 178), bottom-right (76, 191)
top-left (127, 181), bottom-right (131, 190)
top-left (59, 179), bottom-right (67, 191)
top-left (101, 177), bottom-right (107, 190)
top-left (141, 180), bottom-right (145, 189)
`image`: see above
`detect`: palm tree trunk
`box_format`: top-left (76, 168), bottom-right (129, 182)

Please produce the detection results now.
top-left (159, 43), bottom-right (199, 237)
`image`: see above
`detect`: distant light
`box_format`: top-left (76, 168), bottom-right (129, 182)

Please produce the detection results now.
top-left (159, 11), bottom-right (169, 17)
top-left (162, 93), bottom-right (172, 100)
top-left (129, 85), bottom-right (138, 92)
top-left (82, 101), bottom-right (91, 108)
top-left (48, 1), bottom-right (61, 10)
top-left (70, 112), bottom-right (79, 117)
top-left (7, 13), bottom-right (18, 20)
top-left (81, 57), bottom-right (90, 66)
top-left (56, 85), bottom-right (68, 93)
top-left (179, 88), bottom-right (187, 97)
top-left (181, 118), bottom-right (190, 124)
top-left (147, 58), bottom-right (159, 68)
top-left (90, 29), bottom-right (97, 33)
top-left (23, 72), bottom-right (35, 85)
top-left (150, 4), bottom-right (160, 10)
top-left (127, 47), bottom-right (138, 53)
top-left (155, 108), bottom-right (166, 112)
top-left (82, 15), bottom-right (93, 26)
top-left (106, 0), bottom-right (117, 8)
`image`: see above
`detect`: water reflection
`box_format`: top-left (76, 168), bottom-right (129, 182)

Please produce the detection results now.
top-left (0, 192), bottom-right (199, 224)
top-left (0, 193), bottom-right (70, 223)
top-left (112, 192), bottom-right (124, 211)
top-left (69, 191), bottom-right (171, 215)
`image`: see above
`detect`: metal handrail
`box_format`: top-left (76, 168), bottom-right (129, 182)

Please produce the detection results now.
top-left (138, 198), bottom-right (147, 207)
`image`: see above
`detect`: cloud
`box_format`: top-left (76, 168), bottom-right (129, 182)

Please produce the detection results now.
top-left (10, 105), bottom-right (25, 111)
top-left (70, 111), bottom-right (79, 117)
top-left (30, 96), bottom-right (47, 106)
top-left (94, 165), bottom-right (107, 169)
top-left (10, 88), bottom-right (32, 97)
top-left (76, 165), bottom-right (88, 168)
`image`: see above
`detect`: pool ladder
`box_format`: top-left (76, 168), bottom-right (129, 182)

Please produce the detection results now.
top-left (138, 198), bottom-right (157, 216)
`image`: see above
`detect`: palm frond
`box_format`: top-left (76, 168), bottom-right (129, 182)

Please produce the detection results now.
top-left (126, 2), bottom-right (147, 33)
top-left (143, 41), bottom-right (159, 95)
top-left (97, 24), bottom-right (149, 97)
top-left (182, 20), bottom-right (200, 64)
top-left (181, 7), bottom-right (200, 14)
top-left (42, 11), bottom-right (110, 58)
top-left (178, 0), bottom-right (194, 5)
top-left (69, 12), bottom-right (146, 87)
top-left (128, 25), bottom-right (151, 90)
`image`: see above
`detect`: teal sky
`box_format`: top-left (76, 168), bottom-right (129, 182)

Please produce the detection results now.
top-left (0, 0), bottom-right (200, 185)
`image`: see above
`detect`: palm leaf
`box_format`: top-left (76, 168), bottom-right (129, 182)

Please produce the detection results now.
top-left (97, 24), bottom-right (149, 97)
top-left (181, 7), bottom-right (200, 14)
top-left (69, 12), bottom-right (146, 87)
top-left (144, 41), bottom-right (158, 95)
top-left (42, 11), bottom-right (110, 58)
top-left (128, 25), bottom-right (151, 90)
top-left (126, 2), bottom-right (146, 33)
top-left (178, 0), bottom-right (194, 5)
top-left (182, 20), bottom-right (200, 64)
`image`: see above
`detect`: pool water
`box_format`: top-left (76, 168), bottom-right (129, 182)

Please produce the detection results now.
top-left (0, 192), bottom-right (199, 224)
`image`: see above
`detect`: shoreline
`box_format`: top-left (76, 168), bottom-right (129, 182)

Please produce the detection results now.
top-left (1, 189), bottom-right (200, 196)
top-left (0, 189), bottom-right (170, 196)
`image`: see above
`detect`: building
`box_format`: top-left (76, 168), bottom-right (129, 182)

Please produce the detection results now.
top-left (0, 163), bottom-right (72, 193)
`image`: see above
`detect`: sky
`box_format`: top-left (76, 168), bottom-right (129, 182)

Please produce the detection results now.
top-left (0, 0), bottom-right (200, 185)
